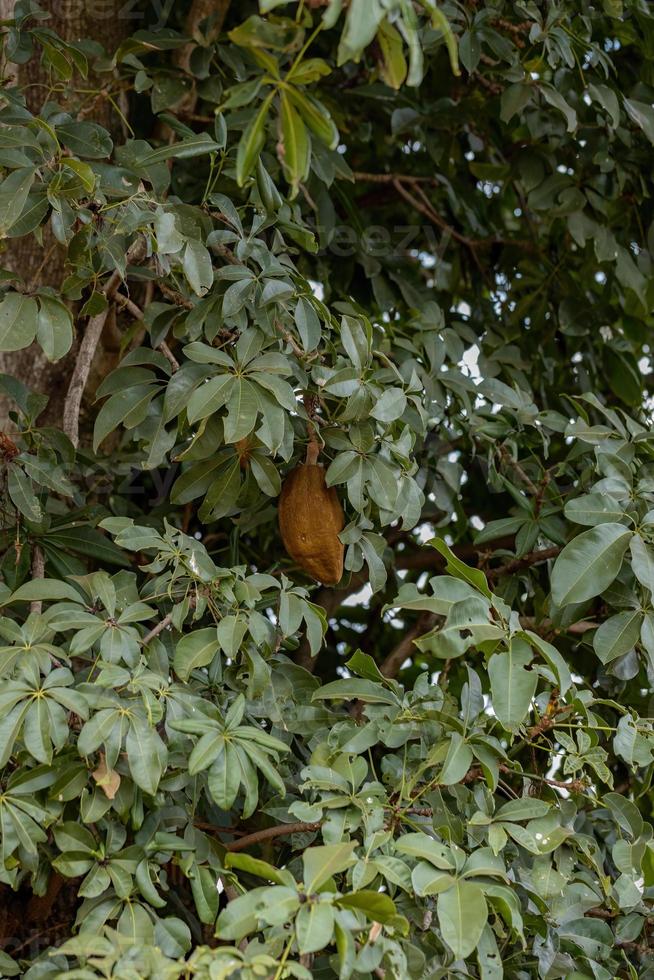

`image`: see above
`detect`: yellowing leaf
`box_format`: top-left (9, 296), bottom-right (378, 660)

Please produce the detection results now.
top-left (92, 753), bottom-right (121, 800)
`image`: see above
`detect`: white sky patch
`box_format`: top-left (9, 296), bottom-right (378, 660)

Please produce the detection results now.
top-left (309, 279), bottom-right (325, 301)
top-left (342, 583), bottom-right (373, 607)
top-left (415, 522), bottom-right (435, 544)
top-left (461, 344), bottom-right (481, 381)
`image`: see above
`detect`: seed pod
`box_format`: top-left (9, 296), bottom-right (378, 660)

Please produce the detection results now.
top-left (278, 462), bottom-right (345, 585)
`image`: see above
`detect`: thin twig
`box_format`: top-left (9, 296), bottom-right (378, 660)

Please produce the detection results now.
top-left (354, 172), bottom-right (533, 251)
top-left (63, 239), bottom-right (146, 449)
top-left (141, 594), bottom-right (198, 646)
top-left (276, 318), bottom-right (306, 360)
top-left (29, 543), bottom-right (45, 615)
top-left (380, 612), bottom-right (438, 679)
top-left (10, 921), bottom-right (70, 955)
top-left (392, 178), bottom-right (472, 246)
top-left (159, 340), bottom-right (181, 372)
top-left (159, 282), bottom-right (194, 310)
top-left (114, 292), bottom-right (143, 321)
top-left (498, 445), bottom-right (539, 496)
top-left (487, 546), bottom-right (561, 581)
top-left (520, 616), bottom-right (597, 637)
top-left (141, 612), bottom-right (173, 646)
top-left (115, 292), bottom-right (180, 371)
top-left (353, 171), bottom-right (433, 184)
top-left (226, 822), bottom-right (320, 853)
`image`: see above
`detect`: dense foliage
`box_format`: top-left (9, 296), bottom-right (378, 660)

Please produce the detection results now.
top-left (1, 0), bottom-right (654, 975)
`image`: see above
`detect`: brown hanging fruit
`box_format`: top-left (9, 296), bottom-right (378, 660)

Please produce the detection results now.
top-left (278, 448), bottom-right (345, 586)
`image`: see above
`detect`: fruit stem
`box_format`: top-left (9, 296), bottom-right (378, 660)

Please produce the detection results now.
top-left (303, 392), bottom-right (321, 465)
top-left (305, 429), bottom-right (320, 465)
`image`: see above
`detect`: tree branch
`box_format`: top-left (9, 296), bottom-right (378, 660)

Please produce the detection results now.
top-left (114, 292), bottom-right (180, 372)
top-left (141, 613), bottom-right (173, 646)
top-left (487, 546), bottom-right (561, 581)
top-left (158, 282), bottom-right (194, 310)
top-left (380, 612), bottom-right (438, 678)
top-left (352, 172), bottom-right (534, 251)
top-left (519, 616), bottom-right (597, 637)
top-left (62, 239), bottom-right (146, 449)
top-left (498, 444), bottom-right (539, 496)
top-left (226, 822), bottom-right (320, 853)
top-left (176, 0), bottom-right (231, 76)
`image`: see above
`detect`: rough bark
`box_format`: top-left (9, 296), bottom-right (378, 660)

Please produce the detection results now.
top-left (0, 1), bottom-right (132, 429)
top-left (176, 0), bottom-right (232, 74)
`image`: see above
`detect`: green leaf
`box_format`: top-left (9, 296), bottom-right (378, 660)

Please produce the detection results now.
top-left (0, 168), bottom-right (35, 236)
top-left (564, 492), bottom-right (626, 527)
top-left (126, 716), bottom-right (167, 795)
top-left (541, 84), bottom-right (577, 132)
top-left (190, 866), bottom-right (221, 925)
top-left (429, 7), bottom-right (461, 77)
top-left (56, 121), bottom-right (113, 158)
top-left (437, 879), bottom-right (487, 959)
top-left (377, 19), bottom-right (408, 88)
top-left (188, 732), bottom-right (224, 775)
top-left (624, 98), bottom-right (654, 144)
top-left (411, 863), bottom-right (456, 896)
top-left (284, 86), bottom-right (338, 149)
top-left (236, 94), bottom-right (274, 187)
top-left (214, 886), bottom-right (270, 940)
top-left (7, 466), bottom-right (41, 521)
top-left (183, 240), bottom-right (213, 297)
top-left (0, 293), bottom-right (38, 352)
top-left (173, 628), bottom-right (220, 681)
top-left (294, 297), bottom-right (321, 351)
top-left (551, 524), bottom-right (632, 607)
top-left (429, 538), bottom-right (492, 599)
top-left (370, 387), bottom-right (407, 423)
top-left (36, 295), bottom-right (73, 361)
top-left (223, 378), bottom-right (259, 443)
top-left (630, 534), bottom-right (654, 592)
top-left (279, 90), bottom-right (310, 194)
top-left (303, 843), bottom-right (357, 892)
top-left (440, 733), bottom-right (473, 784)
top-left (334, 918), bottom-right (356, 980)
top-left (42, 526), bottom-right (131, 568)
top-left (416, 596), bottom-right (502, 659)
top-left (337, 0), bottom-right (384, 64)
top-left (395, 834), bottom-right (455, 870)
top-left (603, 792), bottom-right (643, 839)
top-left (225, 851), bottom-right (292, 887)
top-left (522, 631), bottom-right (572, 696)
top-left (494, 798), bottom-right (550, 822)
top-left (312, 678), bottom-right (399, 704)
top-left (337, 890), bottom-right (397, 923)
top-left (94, 385), bottom-right (160, 451)
top-left (295, 902), bottom-right (334, 954)
top-left (593, 610), bottom-right (643, 665)
top-left (135, 134), bottom-right (222, 167)
top-left (186, 375), bottom-right (234, 424)
top-left (217, 615), bottom-right (248, 658)
top-left (477, 922), bottom-right (503, 980)
top-left (488, 640), bottom-right (537, 731)
top-left (4, 579), bottom-right (84, 605)
top-left (207, 742), bottom-right (241, 809)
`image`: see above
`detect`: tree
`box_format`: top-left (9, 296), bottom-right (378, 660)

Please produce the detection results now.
top-left (0, 0), bottom-right (653, 975)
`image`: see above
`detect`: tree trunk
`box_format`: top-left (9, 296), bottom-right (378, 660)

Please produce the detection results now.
top-left (0, 1), bottom-right (131, 428)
